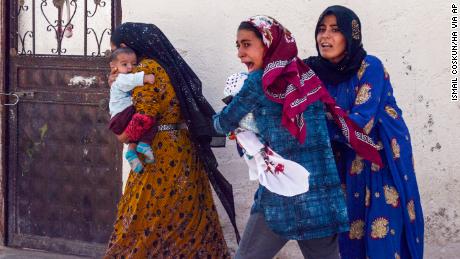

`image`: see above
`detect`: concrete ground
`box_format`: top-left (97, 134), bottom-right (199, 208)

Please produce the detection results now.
top-left (0, 246), bottom-right (85, 259)
top-left (0, 238), bottom-right (459, 259)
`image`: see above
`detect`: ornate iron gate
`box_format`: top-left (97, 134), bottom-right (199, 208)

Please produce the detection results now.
top-left (6, 0), bottom-right (122, 256)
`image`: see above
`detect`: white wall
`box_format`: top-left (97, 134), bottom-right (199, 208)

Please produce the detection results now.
top-left (121, 0), bottom-right (460, 257)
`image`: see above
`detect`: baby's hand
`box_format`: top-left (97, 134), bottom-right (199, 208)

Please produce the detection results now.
top-left (143, 74), bottom-right (155, 84)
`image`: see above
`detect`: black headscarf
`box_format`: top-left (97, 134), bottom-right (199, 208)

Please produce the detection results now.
top-left (111, 22), bottom-right (240, 242)
top-left (305, 5), bottom-right (367, 85)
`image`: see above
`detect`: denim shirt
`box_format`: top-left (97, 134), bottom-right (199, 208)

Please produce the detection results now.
top-left (213, 70), bottom-right (349, 240)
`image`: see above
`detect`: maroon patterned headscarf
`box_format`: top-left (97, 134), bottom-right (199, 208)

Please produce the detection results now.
top-left (246, 15), bottom-right (383, 166)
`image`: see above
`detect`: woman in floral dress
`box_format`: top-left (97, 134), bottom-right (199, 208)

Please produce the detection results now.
top-left (104, 22), bottom-right (235, 258)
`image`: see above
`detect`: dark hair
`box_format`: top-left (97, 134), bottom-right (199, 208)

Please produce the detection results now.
top-left (238, 21), bottom-right (263, 40)
top-left (110, 47), bottom-right (136, 62)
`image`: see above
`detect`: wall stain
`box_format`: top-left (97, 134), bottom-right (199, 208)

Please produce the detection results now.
top-left (427, 114), bottom-right (434, 127)
top-left (426, 207), bottom-right (460, 243)
top-left (430, 142), bottom-right (441, 152)
top-left (402, 55), bottom-right (412, 75)
top-left (423, 114), bottom-right (434, 134)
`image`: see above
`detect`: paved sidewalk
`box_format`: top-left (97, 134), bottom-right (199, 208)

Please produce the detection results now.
top-left (1, 242), bottom-right (460, 258)
top-left (0, 246), bottom-right (87, 259)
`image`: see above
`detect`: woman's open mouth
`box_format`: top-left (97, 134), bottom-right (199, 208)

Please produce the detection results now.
top-left (244, 62), bottom-right (255, 71)
top-left (320, 42), bottom-right (333, 50)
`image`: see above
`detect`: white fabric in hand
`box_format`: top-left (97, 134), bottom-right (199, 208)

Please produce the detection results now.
top-left (236, 130), bottom-right (310, 197)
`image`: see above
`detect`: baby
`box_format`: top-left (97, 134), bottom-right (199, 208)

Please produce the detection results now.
top-left (223, 73), bottom-right (310, 197)
top-left (108, 47), bottom-right (155, 173)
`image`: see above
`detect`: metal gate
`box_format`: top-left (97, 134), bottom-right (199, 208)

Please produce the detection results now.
top-left (6, 0), bottom-right (122, 256)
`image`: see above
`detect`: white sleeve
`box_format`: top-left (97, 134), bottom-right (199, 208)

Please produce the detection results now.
top-left (114, 71), bottom-right (145, 92)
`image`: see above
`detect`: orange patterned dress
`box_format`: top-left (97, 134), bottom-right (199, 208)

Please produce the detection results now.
top-left (104, 59), bottom-right (229, 258)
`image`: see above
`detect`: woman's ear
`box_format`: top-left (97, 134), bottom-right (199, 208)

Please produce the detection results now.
top-left (120, 43), bottom-right (127, 48)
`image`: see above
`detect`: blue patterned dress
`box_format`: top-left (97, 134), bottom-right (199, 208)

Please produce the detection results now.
top-left (325, 55), bottom-right (424, 259)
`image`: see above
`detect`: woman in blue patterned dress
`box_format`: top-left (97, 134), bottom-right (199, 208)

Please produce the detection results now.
top-left (305, 5), bottom-right (424, 259)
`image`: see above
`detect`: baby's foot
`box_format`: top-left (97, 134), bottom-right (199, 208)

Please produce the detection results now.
top-left (125, 149), bottom-right (143, 173)
top-left (136, 142), bottom-right (155, 163)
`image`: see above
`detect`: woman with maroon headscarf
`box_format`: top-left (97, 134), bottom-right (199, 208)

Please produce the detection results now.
top-left (213, 15), bottom-right (382, 259)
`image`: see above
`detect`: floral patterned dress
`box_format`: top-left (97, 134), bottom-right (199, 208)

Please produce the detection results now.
top-left (104, 59), bottom-right (229, 258)
top-left (326, 55), bottom-right (424, 259)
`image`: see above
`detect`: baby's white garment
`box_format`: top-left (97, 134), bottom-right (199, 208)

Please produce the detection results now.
top-left (109, 71), bottom-right (144, 118)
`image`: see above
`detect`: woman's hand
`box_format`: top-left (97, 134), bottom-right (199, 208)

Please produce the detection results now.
top-left (143, 74), bottom-right (155, 84)
top-left (108, 67), bottom-right (119, 86)
top-left (116, 132), bottom-right (130, 143)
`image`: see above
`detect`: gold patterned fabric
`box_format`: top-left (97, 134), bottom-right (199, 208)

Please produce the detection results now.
top-left (365, 187), bottom-right (370, 207)
top-left (363, 117), bottom-right (374, 134)
top-left (355, 83), bottom-right (372, 105)
top-left (391, 138), bottom-right (401, 159)
top-left (357, 61), bottom-right (369, 80)
top-left (371, 217), bottom-right (389, 239)
top-left (384, 185), bottom-right (400, 208)
top-left (407, 200), bottom-right (416, 222)
top-left (104, 59), bottom-right (229, 258)
top-left (371, 162), bottom-right (380, 172)
top-left (350, 155), bottom-right (364, 175)
top-left (385, 105), bottom-right (398, 119)
top-left (351, 19), bottom-right (361, 40)
top-left (349, 220), bottom-right (365, 240)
